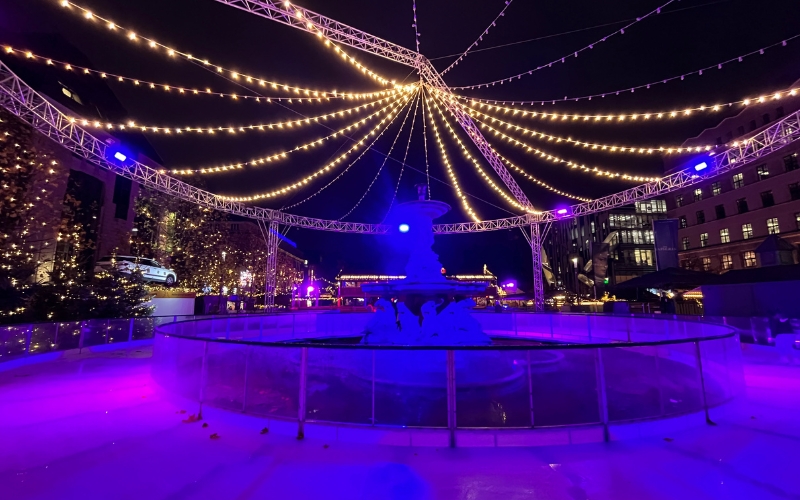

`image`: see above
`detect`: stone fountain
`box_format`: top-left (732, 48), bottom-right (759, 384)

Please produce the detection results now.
top-left (361, 185), bottom-right (492, 345)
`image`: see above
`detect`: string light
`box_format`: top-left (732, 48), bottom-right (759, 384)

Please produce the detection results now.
top-left (451, 0), bottom-right (675, 89)
top-left (476, 119), bottom-right (660, 182)
top-left (450, 85), bottom-right (800, 121)
top-left (420, 85), bottom-right (433, 199)
top-left (57, 0), bottom-right (395, 97)
top-left (492, 150), bottom-right (593, 202)
top-left (441, 0), bottom-right (514, 75)
top-left (379, 92), bottom-right (421, 223)
top-left (340, 92), bottom-right (420, 221)
top-left (429, 94), bottom-right (532, 213)
top-left (451, 33), bottom-right (800, 100)
top-left (412, 0), bottom-right (421, 53)
top-left (170, 92), bottom-right (410, 175)
top-left (219, 94), bottom-right (414, 201)
top-left (282, 91), bottom-right (421, 211)
top-left (423, 90), bottom-right (479, 221)
top-left (69, 94), bottom-right (402, 135)
top-left (465, 105), bottom-right (713, 155)
top-left (2, 46), bottom-right (399, 104)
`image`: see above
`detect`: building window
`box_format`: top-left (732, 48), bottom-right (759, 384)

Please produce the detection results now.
top-left (785, 154), bottom-right (799, 172)
top-left (796, 213), bottom-right (800, 230)
top-left (742, 223), bottom-right (753, 240)
top-left (635, 200), bottom-right (666, 213)
top-left (693, 188), bottom-right (703, 201)
top-left (756, 164), bottom-right (769, 180)
top-left (737, 125), bottom-right (745, 137)
top-left (700, 233), bottom-right (708, 247)
top-left (675, 195), bottom-right (684, 207)
top-left (761, 190), bottom-right (774, 208)
top-left (711, 182), bottom-right (721, 196)
top-left (790, 183), bottom-right (800, 201)
top-left (720, 228), bottom-right (730, 244)
top-left (715, 204), bottom-right (726, 219)
top-left (767, 217), bottom-right (780, 235)
top-left (733, 173), bottom-right (744, 189)
top-left (736, 198), bottom-right (749, 214)
top-left (696, 210), bottom-right (705, 224)
top-left (702, 257), bottom-right (712, 271)
top-left (721, 254), bottom-right (733, 270)
top-left (682, 237), bottom-right (690, 250)
top-left (762, 113), bottom-right (771, 125)
top-left (776, 106), bottom-right (785, 118)
top-left (678, 216), bottom-right (687, 229)
top-left (749, 120), bottom-right (757, 131)
top-left (742, 251), bottom-right (757, 268)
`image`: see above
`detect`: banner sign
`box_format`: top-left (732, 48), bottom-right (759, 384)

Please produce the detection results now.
top-left (653, 219), bottom-right (680, 270)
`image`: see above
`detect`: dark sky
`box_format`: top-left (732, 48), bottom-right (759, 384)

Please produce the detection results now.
top-left (1, 0), bottom-right (799, 287)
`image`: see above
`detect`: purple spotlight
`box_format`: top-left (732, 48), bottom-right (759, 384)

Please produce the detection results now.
top-left (307, 286), bottom-right (314, 293)
top-left (503, 282), bottom-right (515, 288)
top-left (555, 207), bottom-right (572, 217)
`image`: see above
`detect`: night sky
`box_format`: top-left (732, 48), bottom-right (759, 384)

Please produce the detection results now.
top-left (1, 0), bottom-right (799, 287)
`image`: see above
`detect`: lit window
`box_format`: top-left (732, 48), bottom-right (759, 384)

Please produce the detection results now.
top-left (767, 217), bottom-right (780, 235)
top-left (721, 254), bottom-right (733, 270)
top-left (675, 195), bottom-right (683, 207)
top-left (756, 164), bottom-right (769, 180)
top-left (742, 251), bottom-right (757, 268)
top-left (711, 182), bottom-right (721, 196)
top-left (796, 213), bottom-right (800, 230)
top-left (679, 216), bottom-right (687, 229)
top-left (700, 233), bottom-right (708, 247)
top-left (733, 173), bottom-right (744, 189)
top-left (682, 237), bottom-right (690, 250)
top-left (785, 154), bottom-right (799, 172)
top-left (720, 228), bottom-right (730, 244)
top-left (694, 188), bottom-right (703, 201)
top-left (702, 257), bottom-right (711, 271)
top-left (742, 223), bottom-right (753, 240)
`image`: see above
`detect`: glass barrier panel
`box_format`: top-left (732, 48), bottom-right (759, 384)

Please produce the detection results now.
top-left (132, 318), bottom-right (156, 340)
top-left (81, 319), bottom-right (108, 347)
top-left (244, 346), bottom-right (301, 419)
top-left (699, 338), bottom-right (731, 406)
top-left (656, 342), bottom-right (704, 416)
top-left (0, 324), bottom-right (28, 358)
top-left (107, 318), bottom-right (130, 344)
top-left (603, 346), bottom-right (662, 422)
top-left (306, 348), bottom-right (372, 424)
top-left (724, 335), bottom-right (746, 396)
top-left (474, 313), bottom-right (515, 338)
top-left (173, 338), bottom-right (206, 400)
top-left (550, 315), bottom-right (590, 343)
top-left (374, 350), bottom-right (447, 427)
top-left (455, 350), bottom-right (530, 428)
top-left (530, 348), bottom-right (599, 426)
top-left (204, 343), bottom-right (249, 411)
top-left (56, 321), bottom-right (82, 350)
top-left (29, 323), bottom-right (58, 354)
top-left (152, 333), bottom-right (180, 392)
top-left (514, 313), bottom-right (554, 341)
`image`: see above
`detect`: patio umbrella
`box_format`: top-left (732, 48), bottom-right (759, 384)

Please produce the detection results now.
top-left (614, 267), bottom-right (719, 290)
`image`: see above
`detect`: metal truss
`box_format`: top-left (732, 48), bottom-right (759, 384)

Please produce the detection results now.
top-left (264, 221), bottom-right (280, 311)
top-left (213, 0), bottom-right (533, 210)
top-left (0, 60), bottom-right (388, 235)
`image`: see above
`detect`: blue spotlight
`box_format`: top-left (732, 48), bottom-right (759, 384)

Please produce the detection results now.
top-left (113, 151), bottom-right (127, 162)
top-left (398, 223), bottom-right (410, 233)
top-left (694, 161), bottom-right (708, 172)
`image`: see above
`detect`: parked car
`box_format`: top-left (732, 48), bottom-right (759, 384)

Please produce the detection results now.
top-left (95, 255), bottom-right (177, 286)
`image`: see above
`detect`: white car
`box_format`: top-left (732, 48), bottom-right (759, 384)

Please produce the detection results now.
top-left (95, 255), bottom-right (177, 286)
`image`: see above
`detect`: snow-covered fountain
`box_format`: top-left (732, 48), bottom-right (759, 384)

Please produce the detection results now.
top-left (361, 185), bottom-right (492, 345)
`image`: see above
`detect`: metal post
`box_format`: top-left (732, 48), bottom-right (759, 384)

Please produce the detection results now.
top-left (242, 346), bottom-right (251, 412)
top-left (297, 347), bottom-right (308, 439)
top-left (198, 341), bottom-right (209, 420)
top-left (530, 223), bottom-right (545, 312)
top-left (446, 350), bottom-right (457, 447)
top-left (594, 348), bottom-right (610, 441)
top-left (694, 341), bottom-right (715, 425)
top-left (128, 318), bottom-right (134, 342)
top-left (53, 322), bottom-right (60, 348)
top-left (527, 350), bottom-right (535, 427)
top-left (24, 324), bottom-right (33, 354)
top-left (265, 221), bottom-right (279, 313)
top-left (371, 350), bottom-right (376, 426)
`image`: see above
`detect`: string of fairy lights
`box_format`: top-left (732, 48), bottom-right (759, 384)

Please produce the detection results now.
top-left (339, 92), bottom-right (420, 221)
top-left (452, 86), bottom-right (800, 123)
top-left (451, 0), bottom-right (676, 89)
top-left (59, 0), bottom-right (398, 90)
top-left (13, 0), bottom-right (795, 222)
top-left (1, 46), bottom-right (401, 104)
top-left (440, 0), bottom-right (515, 75)
top-left (168, 92), bottom-right (409, 175)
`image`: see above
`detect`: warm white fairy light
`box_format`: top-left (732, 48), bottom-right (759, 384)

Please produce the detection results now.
top-left (491, 149), bottom-right (593, 202)
top-left (422, 91), bottom-right (479, 221)
top-left (466, 106), bottom-right (711, 156)
top-left (219, 94), bottom-right (413, 201)
top-left (170, 92), bottom-right (410, 175)
top-left (429, 95), bottom-right (532, 213)
top-left (58, 0), bottom-right (396, 97)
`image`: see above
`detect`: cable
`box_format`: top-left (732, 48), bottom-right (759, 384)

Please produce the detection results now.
top-left (339, 91), bottom-right (419, 220)
top-left (452, 0), bottom-right (675, 89)
top-left (380, 92), bottom-right (421, 223)
top-left (441, 0), bottom-right (514, 75)
top-left (453, 34), bottom-right (800, 103)
top-left (412, 0), bottom-right (422, 53)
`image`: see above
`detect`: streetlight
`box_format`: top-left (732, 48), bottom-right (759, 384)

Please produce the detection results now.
top-left (217, 250), bottom-right (227, 314)
top-left (571, 256), bottom-right (580, 306)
